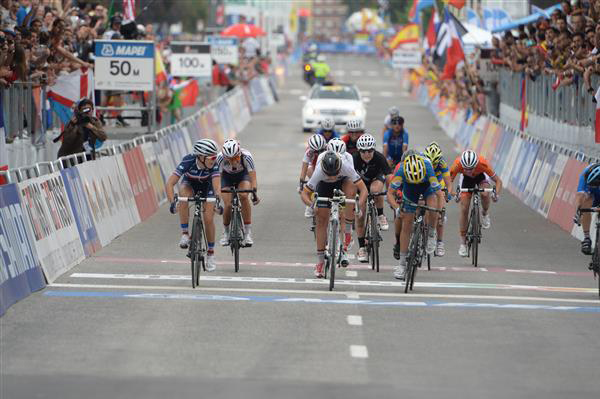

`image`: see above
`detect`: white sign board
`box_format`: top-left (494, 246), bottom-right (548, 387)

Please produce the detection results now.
top-left (207, 37), bottom-right (239, 65)
top-left (94, 40), bottom-right (155, 91)
top-left (170, 42), bottom-right (212, 77)
top-left (392, 49), bottom-right (421, 69)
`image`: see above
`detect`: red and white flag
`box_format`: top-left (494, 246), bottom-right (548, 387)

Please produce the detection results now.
top-left (123, 0), bottom-right (136, 21)
top-left (594, 86), bottom-right (600, 143)
top-left (439, 8), bottom-right (465, 80)
top-left (424, 7), bottom-right (440, 52)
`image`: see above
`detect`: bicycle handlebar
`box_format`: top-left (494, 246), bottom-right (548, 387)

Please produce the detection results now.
top-left (221, 188), bottom-right (256, 194)
top-left (459, 187), bottom-right (496, 193)
top-left (316, 196), bottom-right (356, 204)
top-left (368, 191), bottom-right (387, 197)
top-left (579, 207), bottom-right (600, 213)
top-left (177, 196), bottom-right (217, 203)
top-left (401, 198), bottom-right (443, 213)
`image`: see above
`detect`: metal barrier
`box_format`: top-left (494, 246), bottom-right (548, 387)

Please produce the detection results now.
top-left (499, 69), bottom-right (599, 157)
top-left (1, 82), bottom-right (47, 145)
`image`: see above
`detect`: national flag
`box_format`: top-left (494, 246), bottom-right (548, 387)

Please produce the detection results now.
top-left (443, 0), bottom-right (465, 9)
top-left (172, 79), bottom-right (200, 108)
top-left (520, 74), bottom-right (528, 131)
top-left (434, 8), bottom-right (465, 80)
top-left (594, 86), bottom-right (600, 143)
top-left (410, 0), bottom-right (434, 24)
top-left (47, 68), bottom-right (94, 124)
top-left (408, 0), bottom-right (418, 22)
top-left (123, 0), bottom-right (136, 21)
top-left (389, 23), bottom-right (419, 50)
top-left (105, 0), bottom-right (115, 28)
top-left (155, 47), bottom-right (168, 84)
top-left (423, 7), bottom-right (440, 54)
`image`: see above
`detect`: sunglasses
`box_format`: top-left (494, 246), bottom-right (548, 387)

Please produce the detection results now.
top-left (359, 149), bottom-right (374, 154)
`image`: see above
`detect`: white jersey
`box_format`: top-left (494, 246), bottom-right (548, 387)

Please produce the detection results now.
top-left (316, 150), bottom-right (353, 166)
top-left (216, 149), bottom-right (255, 174)
top-left (307, 154), bottom-right (360, 190)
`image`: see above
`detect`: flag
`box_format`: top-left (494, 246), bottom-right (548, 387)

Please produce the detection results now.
top-left (47, 68), bottom-right (94, 124)
top-left (105, 0), bottom-right (115, 29)
top-left (172, 79), bottom-right (200, 108)
top-left (444, 0), bottom-right (465, 9)
top-left (594, 86), bottom-right (600, 143)
top-left (493, 9), bottom-right (511, 28)
top-left (423, 7), bottom-right (440, 53)
top-left (408, 0), bottom-right (418, 22)
top-left (389, 23), bottom-right (419, 50)
top-left (465, 7), bottom-right (481, 28)
top-left (482, 8), bottom-right (494, 30)
top-left (434, 8), bottom-right (465, 80)
top-left (0, 90), bottom-right (6, 176)
top-left (123, 0), bottom-right (136, 21)
top-left (155, 47), bottom-right (168, 85)
top-left (520, 74), bottom-right (528, 131)
top-left (410, 0), bottom-right (435, 24)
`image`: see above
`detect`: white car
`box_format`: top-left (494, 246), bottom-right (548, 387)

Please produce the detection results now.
top-left (301, 84), bottom-right (369, 132)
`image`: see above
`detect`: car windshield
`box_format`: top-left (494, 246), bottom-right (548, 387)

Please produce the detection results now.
top-left (311, 86), bottom-right (359, 100)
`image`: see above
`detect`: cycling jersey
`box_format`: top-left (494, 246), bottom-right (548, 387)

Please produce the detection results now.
top-left (353, 150), bottom-right (390, 181)
top-left (383, 129), bottom-right (409, 165)
top-left (216, 149), bottom-right (255, 175)
top-left (341, 134), bottom-right (359, 155)
top-left (578, 164), bottom-right (600, 205)
top-left (383, 114), bottom-right (392, 130)
top-left (390, 158), bottom-right (439, 190)
top-left (449, 155), bottom-right (495, 180)
top-left (302, 148), bottom-right (321, 168)
top-left (421, 153), bottom-right (450, 185)
top-left (174, 154), bottom-right (220, 184)
top-left (306, 156), bottom-right (360, 191)
top-left (316, 129), bottom-right (340, 142)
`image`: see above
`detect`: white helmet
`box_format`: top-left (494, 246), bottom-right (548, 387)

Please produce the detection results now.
top-left (222, 139), bottom-right (241, 158)
top-left (346, 119), bottom-right (364, 133)
top-left (308, 134), bottom-right (327, 152)
top-left (388, 106), bottom-right (400, 117)
top-left (317, 54), bottom-right (326, 62)
top-left (193, 138), bottom-right (218, 156)
top-left (460, 150), bottom-right (478, 169)
top-left (320, 117), bottom-right (335, 131)
top-left (327, 138), bottom-right (346, 154)
top-left (356, 134), bottom-right (376, 150)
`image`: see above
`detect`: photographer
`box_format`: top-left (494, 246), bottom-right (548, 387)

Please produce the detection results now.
top-left (55, 98), bottom-right (106, 162)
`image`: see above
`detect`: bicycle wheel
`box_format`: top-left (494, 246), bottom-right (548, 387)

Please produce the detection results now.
top-left (329, 219), bottom-right (338, 291)
top-left (405, 224), bottom-right (420, 293)
top-left (371, 207), bottom-right (381, 272)
top-left (471, 206), bottom-right (480, 268)
top-left (230, 209), bottom-right (241, 273)
top-left (189, 216), bottom-right (201, 288)
top-left (592, 237), bottom-right (600, 298)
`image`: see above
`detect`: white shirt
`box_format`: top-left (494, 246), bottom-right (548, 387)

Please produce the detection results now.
top-left (307, 153), bottom-right (360, 190)
top-left (216, 149), bottom-right (255, 174)
top-left (242, 37), bottom-right (260, 57)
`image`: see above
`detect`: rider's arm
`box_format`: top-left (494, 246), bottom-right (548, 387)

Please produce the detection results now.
top-left (212, 174), bottom-right (222, 199)
top-left (301, 186), bottom-right (314, 206)
top-left (166, 174), bottom-right (180, 203)
top-left (249, 170), bottom-right (258, 192)
top-left (402, 131), bottom-right (409, 153)
top-left (489, 174), bottom-right (502, 196)
top-left (299, 161), bottom-right (309, 182)
top-left (355, 179), bottom-right (368, 207)
top-left (387, 189), bottom-right (399, 210)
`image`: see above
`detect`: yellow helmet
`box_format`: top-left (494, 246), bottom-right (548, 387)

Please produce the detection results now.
top-left (424, 142), bottom-right (442, 167)
top-left (403, 154), bottom-right (426, 184)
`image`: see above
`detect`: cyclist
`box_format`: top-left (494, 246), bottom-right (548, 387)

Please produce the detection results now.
top-left (449, 150), bottom-right (503, 257)
top-left (575, 163), bottom-right (600, 255)
top-left (423, 142), bottom-right (452, 256)
top-left (311, 54), bottom-right (331, 84)
top-left (299, 134), bottom-right (327, 218)
top-left (383, 115), bottom-right (409, 168)
top-left (388, 154), bottom-right (441, 280)
top-left (301, 151), bottom-right (367, 277)
top-left (326, 137), bottom-right (354, 165)
top-left (166, 139), bottom-right (221, 272)
top-left (341, 119), bottom-right (364, 156)
top-left (217, 139), bottom-right (260, 247)
top-left (353, 134), bottom-right (392, 262)
top-left (381, 106), bottom-right (400, 138)
top-left (317, 117), bottom-right (340, 142)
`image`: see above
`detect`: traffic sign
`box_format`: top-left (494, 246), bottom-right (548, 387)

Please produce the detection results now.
top-left (170, 42), bottom-right (212, 77)
top-left (392, 49), bottom-right (421, 69)
top-left (207, 37), bottom-right (239, 65)
top-left (94, 40), bottom-right (155, 91)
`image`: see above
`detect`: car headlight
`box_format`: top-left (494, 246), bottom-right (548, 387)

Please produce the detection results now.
top-left (351, 108), bottom-right (365, 117)
top-left (304, 106), bottom-right (318, 116)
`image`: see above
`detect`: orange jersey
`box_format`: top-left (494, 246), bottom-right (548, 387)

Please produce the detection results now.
top-left (450, 155), bottom-right (496, 180)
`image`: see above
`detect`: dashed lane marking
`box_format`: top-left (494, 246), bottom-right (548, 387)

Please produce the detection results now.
top-left (49, 283), bottom-right (600, 304)
top-left (289, 89), bottom-right (303, 95)
top-left (367, 71), bottom-right (378, 77)
top-left (347, 315), bottom-right (363, 326)
top-left (380, 91), bottom-right (394, 97)
top-left (345, 271), bottom-right (358, 277)
top-left (350, 345), bottom-right (369, 358)
top-left (96, 256), bottom-right (592, 277)
top-left (68, 273), bottom-right (598, 294)
top-left (350, 70), bottom-right (363, 76)
top-left (44, 290), bottom-right (600, 313)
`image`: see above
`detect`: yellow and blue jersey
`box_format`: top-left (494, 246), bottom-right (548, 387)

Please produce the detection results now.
top-left (390, 157), bottom-right (440, 190)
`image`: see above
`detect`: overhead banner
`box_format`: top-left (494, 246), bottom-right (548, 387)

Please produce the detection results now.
top-left (170, 42), bottom-right (212, 78)
top-left (18, 172), bottom-right (85, 283)
top-left (0, 183), bottom-right (45, 316)
top-left (207, 36), bottom-right (239, 65)
top-left (95, 40), bottom-right (155, 91)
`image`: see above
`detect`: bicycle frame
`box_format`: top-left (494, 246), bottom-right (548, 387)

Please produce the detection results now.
top-left (364, 191), bottom-right (386, 272)
top-left (222, 187), bottom-right (255, 272)
top-left (579, 207), bottom-right (600, 298)
top-left (458, 187), bottom-right (495, 268)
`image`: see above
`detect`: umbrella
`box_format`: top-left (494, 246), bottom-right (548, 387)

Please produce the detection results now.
top-left (221, 23), bottom-right (266, 38)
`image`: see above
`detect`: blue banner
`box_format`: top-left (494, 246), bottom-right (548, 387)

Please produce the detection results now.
top-left (0, 183), bottom-right (45, 316)
top-left (315, 42), bottom-right (376, 55)
top-left (493, 128), bottom-right (515, 178)
top-left (60, 168), bottom-right (101, 257)
top-left (516, 141), bottom-right (540, 197)
top-left (95, 40), bottom-right (155, 58)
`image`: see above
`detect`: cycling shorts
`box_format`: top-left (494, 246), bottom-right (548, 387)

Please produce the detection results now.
top-left (181, 178), bottom-right (215, 198)
top-left (363, 175), bottom-right (386, 191)
top-left (221, 170), bottom-right (251, 188)
top-left (459, 173), bottom-right (490, 199)
top-left (315, 178), bottom-right (349, 208)
top-left (402, 182), bottom-right (438, 213)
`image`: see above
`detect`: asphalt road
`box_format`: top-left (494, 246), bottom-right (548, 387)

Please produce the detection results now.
top-left (2, 54), bottom-right (600, 399)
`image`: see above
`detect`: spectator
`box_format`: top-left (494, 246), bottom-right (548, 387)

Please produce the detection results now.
top-left (55, 98), bottom-right (106, 161)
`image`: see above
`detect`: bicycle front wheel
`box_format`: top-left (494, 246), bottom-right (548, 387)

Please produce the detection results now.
top-left (472, 207), bottom-right (480, 268)
top-left (190, 216), bottom-right (204, 288)
top-left (329, 219), bottom-right (338, 291)
top-left (405, 225), bottom-right (420, 293)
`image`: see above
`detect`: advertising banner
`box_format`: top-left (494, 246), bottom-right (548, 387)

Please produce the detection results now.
top-left (60, 167), bottom-right (101, 256)
top-left (18, 172), bottom-right (85, 282)
top-left (513, 141), bottom-right (540, 200)
top-left (547, 158), bottom-right (588, 232)
top-left (141, 142), bottom-right (168, 206)
top-left (526, 149), bottom-right (555, 210)
top-left (522, 146), bottom-right (546, 206)
top-left (0, 183), bottom-right (45, 316)
top-left (500, 135), bottom-right (523, 183)
top-left (122, 147), bottom-right (158, 221)
top-left (538, 153), bottom-right (568, 218)
top-left (94, 40), bottom-right (155, 91)
top-left (207, 36), bottom-right (239, 65)
top-left (392, 49), bottom-right (421, 69)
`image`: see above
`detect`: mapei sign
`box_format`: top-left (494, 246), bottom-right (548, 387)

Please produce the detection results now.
top-left (95, 40), bottom-right (155, 91)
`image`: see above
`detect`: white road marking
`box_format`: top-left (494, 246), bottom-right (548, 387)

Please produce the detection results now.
top-left (350, 70), bottom-right (363, 76)
top-left (350, 345), bottom-right (369, 358)
top-left (347, 315), bottom-right (363, 326)
top-left (345, 271), bottom-right (358, 278)
top-left (50, 283), bottom-right (600, 304)
top-left (361, 90), bottom-right (371, 96)
top-left (367, 71), bottom-right (378, 77)
top-left (332, 70), bottom-right (346, 76)
top-left (289, 89), bottom-right (303, 95)
top-left (380, 91), bottom-right (394, 97)
top-left (347, 254), bottom-right (356, 260)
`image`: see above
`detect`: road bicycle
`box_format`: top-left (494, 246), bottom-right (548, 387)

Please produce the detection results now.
top-left (364, 191), bottom-right (387, 272)
top-left (317, 189), bottom-right (355, 291)
top-left (402, 197), bottom-right (441, 293)
top-left (577, 207), bottom-right (600, 298)
top-left (174, 193), bottom-right (216, 288)
top-left (221, 187), bottom-right (255, 273)
top-left (456, 187), bottom-right (496, 268)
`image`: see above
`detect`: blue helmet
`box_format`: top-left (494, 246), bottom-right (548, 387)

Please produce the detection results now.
top-left (586, 163), bottom-right (600, 187)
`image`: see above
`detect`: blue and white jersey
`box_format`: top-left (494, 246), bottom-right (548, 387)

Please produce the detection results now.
top-left (216, 149), bottom-right (255, 175)
top-left (174, 154), bottom-right (220, 184)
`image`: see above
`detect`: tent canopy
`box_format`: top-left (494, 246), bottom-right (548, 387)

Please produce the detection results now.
top-left (462, 23), bottom-right (493, 48)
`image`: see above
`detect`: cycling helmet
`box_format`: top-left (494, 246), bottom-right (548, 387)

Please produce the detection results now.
top-left (356, 134), bottom-right (376, 150)
top-left (460, 150), bottom-right (478, 169)
top-left (321, 151), bottom-right (342, 176)
top-left (403, 155), bottom-right (426, 184)
top-left (586, 163), bottom-right (600, 187)
top-left (424, 142), bottom-right (443, 166)
top-left (308, 134), bottom-right (327, 152)
top-left (346, 119), bottom-right (364, 133)
top-left (327, 138), bottom-right (346, 154)
top-left (193, 139), bottom-right (218, 156)
top-left (401, 149), bottom-right (417, 162)
top-left (320, 117), bottom-right (335, 131)
top-left (388, 106), bottom-right (400, 118)
top-left (222, 139), bottom-right (241, 158)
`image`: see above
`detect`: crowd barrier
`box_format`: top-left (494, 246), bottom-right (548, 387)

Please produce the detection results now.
top-left (410, 77), bottom-right (598, 245)
top-left (0, 75), bottom-right (278, 316)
